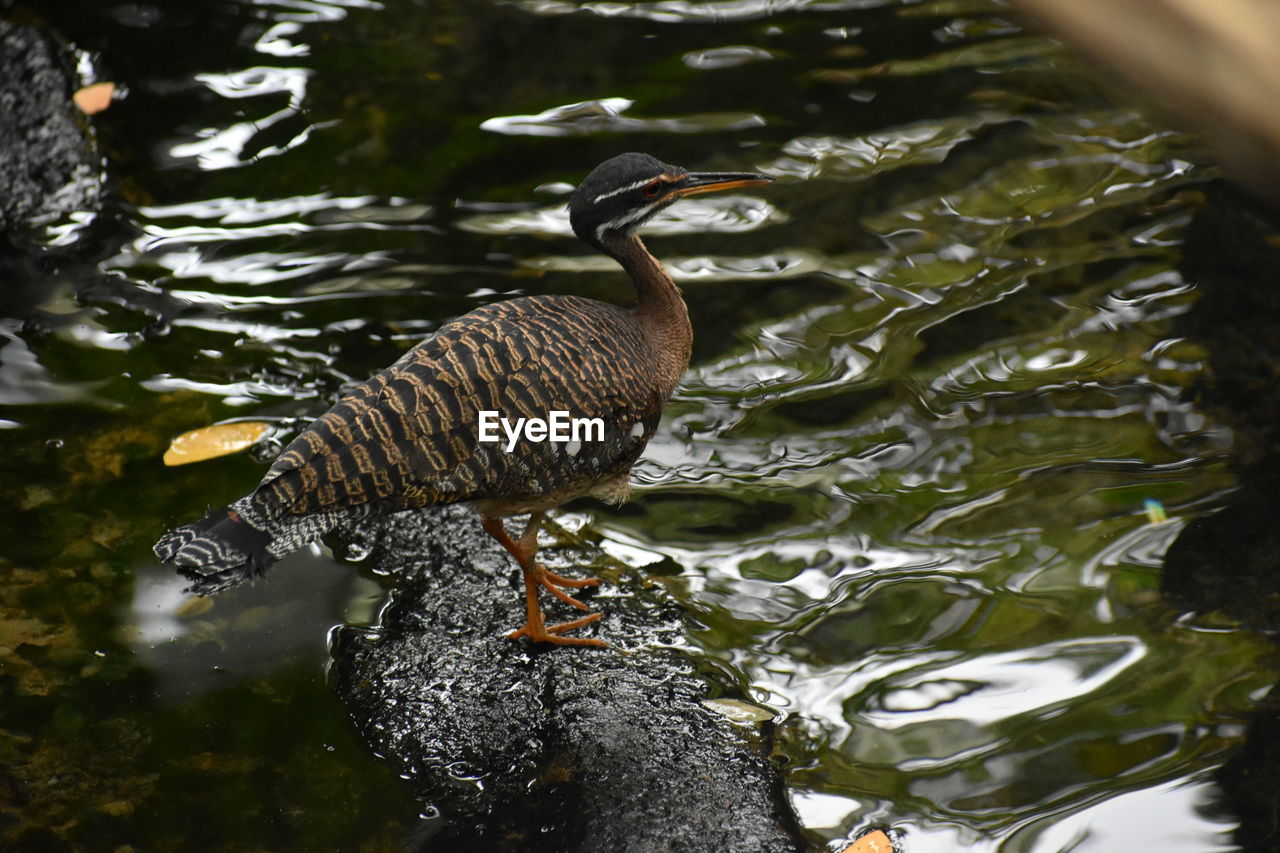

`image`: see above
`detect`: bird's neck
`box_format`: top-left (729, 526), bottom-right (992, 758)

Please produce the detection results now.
top-left (610, 236), bottom-right (693, 395)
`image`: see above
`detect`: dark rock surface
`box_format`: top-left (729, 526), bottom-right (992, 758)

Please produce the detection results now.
top-left (1165, 181), bottom-right (1280, 630)
top-left (1165, 180), bottom-right (1280, 851)
top-left (330, 504), bottom-right (808, 852)
top-left (0, 18), bottom-right (102, 231)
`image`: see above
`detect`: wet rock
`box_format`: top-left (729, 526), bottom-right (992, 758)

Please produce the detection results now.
top-left (0, 19), bottom-right (103, 231)
top-left (1165, 181), bottom-right (1280, 629)
top-left (330, 504), bottom-right (807, 852)
top-left (1166, 180), bottom-right (1280, 848)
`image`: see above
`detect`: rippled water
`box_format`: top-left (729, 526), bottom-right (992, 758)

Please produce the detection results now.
top-left (2, 0), bottom-right (1273, 849)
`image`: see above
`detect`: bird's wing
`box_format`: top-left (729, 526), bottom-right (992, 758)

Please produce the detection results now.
top-left (248, 295), bottom-right (664, 519)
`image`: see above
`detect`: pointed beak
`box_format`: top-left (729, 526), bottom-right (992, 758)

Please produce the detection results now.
top-left (672, 170), bottom-right (773, 198)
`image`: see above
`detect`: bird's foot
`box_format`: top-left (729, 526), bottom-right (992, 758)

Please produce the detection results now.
top-left (539, 566), bottom-right (600, 609)
top-left (508, 611), bottom-right (605, 647)
top-left (508, 564), bottom-right (606, 647)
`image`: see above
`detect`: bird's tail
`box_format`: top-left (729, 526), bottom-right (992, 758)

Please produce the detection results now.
top-left (154, 502), bottom-right (277, 595)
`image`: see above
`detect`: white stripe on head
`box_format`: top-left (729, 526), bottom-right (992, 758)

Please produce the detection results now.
top-left (591, 177), bottom-right (654, 205)
top-left (590, 172), bottom-right (683, 205)
top-left (594, 200), bottom-right (661, 243)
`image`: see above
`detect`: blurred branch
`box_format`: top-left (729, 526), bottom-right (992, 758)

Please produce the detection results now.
top-left (1015, 0), bottom-right (1280, 196)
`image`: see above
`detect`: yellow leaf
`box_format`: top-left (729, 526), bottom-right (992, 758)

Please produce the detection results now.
top-left (841, 831), bottom-right (894, 853)
top-left (163, 421), bottom-right (272, 467)
top-left (73, 81), bottom-right (116, 115)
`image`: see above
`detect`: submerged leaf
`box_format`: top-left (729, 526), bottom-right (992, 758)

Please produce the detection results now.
top-left (73, 82), bottom-right (116, 115)
top-left (163, 422), bottom-right (272, 466)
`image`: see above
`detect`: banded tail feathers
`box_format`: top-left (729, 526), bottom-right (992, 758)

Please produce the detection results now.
top-left (154, 502), bottom-right (278, 594)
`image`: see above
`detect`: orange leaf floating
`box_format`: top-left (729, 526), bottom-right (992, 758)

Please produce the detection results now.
top-left (73, 81), bottom-right (116, 115)
top-left (840, 830), bottom-right (895, 853)
top-left (163, 421), bottom-right (272, 467)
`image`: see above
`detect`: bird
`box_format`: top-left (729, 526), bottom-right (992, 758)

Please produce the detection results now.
top-left (154, 152), bottom-right (773, 647)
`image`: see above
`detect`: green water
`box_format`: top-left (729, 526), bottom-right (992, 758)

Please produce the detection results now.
top-left (2, 0), bottom-right (1273, 850)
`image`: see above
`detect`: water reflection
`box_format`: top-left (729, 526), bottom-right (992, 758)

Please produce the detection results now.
top-left (5, 0), bottom-right (1278, 848)
top-left (125, 546), bottom-right (375, 700)
top-left (1003, 779), bottom-right (1235, 853)
top-left (167, 66), bottom-right (316, 170)
top-left (480, 97), bottom-right (765, 136)
top-left (459, 194), bottom-right (779, 237)
top-left (865, 637), bottom-right (1145, 728)
top-left (513, 0), bottom-right (886, 23)
top-left (120, 194), bottom-right (432, 284)
top-left (683, 45), bottom-right (776, 69)
top-left (768, 118), bottom-right (996, 181)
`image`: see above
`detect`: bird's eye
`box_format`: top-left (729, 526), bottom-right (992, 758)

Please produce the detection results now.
top-left (642, 180), bottom-right (662, 199)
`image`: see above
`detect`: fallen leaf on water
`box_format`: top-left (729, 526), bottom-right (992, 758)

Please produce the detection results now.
top-left (839, 830), bottom-right (894, 853)
top-left (73, 81), bottom-right (116, 115)
top-left (163, 421), bottom-right (272, 466)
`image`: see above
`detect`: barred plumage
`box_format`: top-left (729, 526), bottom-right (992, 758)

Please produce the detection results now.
top-left (257, 296), bottom-right (662, 518)
top-left (155, 152), bottom-right (772, 646)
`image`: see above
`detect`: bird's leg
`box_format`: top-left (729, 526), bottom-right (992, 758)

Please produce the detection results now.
top-left (518, 512), bottom-right (601, 595)
top-left (481, 513), bottom-right (605, 647)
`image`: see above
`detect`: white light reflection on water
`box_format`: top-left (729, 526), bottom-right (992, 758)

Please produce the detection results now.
top-left (165, 316), bottom-right (325, 342)
top-left (156, 250), bottom-right (377, 286)
top-left (125, 546), bottom-right (364, 701)
top-left (111, 194), bottom-right (431, 290)
top-left (160, 0), bottom-right (383, 170)
top-left (255, 21), bottom-right (310, 57)
top-left (0, 321), bottom-right (109, 406)
top-left (796, 778), bottom-right (1236, 853)
top-left (1005, 777), bottom-right (1236, 853)
top-left (512, 0), bottom-right (890, 23)
top-left (524, 249), bottom-right (814, 283)
top-left (865, 637), bottom-right (1145, 729)
top-left (169, 67), bottom-right (318, 171)
top-left (480, 96), bottom-right (764, 137)
top-left (682, 45), bottom-right (776, 70)
top-left (140, 373), bottom-right (320, 406)
top-left (458, 194), bottom-right (779, 237)
top-left (789, 789), bottom-right (860, 834)
top-left (247, 0), bottom-right (385, 21)
top-left (765, 117), bottom-right (996, 181)
top-left (142, 193), bottom-right (377, 225)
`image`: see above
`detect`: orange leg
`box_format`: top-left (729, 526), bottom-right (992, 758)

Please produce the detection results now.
top-left (481, 513), bottom-right (606, 648)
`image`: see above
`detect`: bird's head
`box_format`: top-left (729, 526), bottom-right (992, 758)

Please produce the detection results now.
top-left (568, 152), bottom-right (771, 253)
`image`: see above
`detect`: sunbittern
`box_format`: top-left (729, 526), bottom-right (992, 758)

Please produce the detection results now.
top-left (154, 152), bottom-right (772, 646)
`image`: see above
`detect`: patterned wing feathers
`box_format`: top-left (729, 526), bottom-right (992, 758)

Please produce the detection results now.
top-left (248, 296), bottom-right (662, 520)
